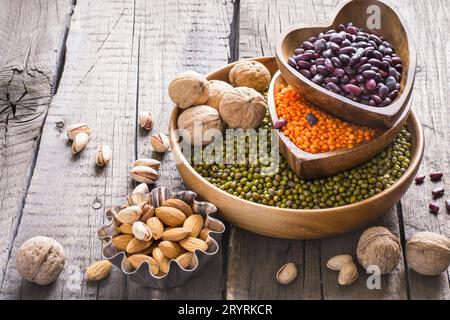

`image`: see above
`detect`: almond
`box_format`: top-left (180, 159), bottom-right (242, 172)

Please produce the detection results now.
top-left (159, 241), bottom-right (184, 259)
top-left (118, 224), bottom-right (133, 235)
top-left (155, 206), bottom-right (186, 226)
top-left (126, 237), bottom-right (153, 254)
top-left (117, 206), bottom-right (142, 224)
top-left (162, 227), bottom-right (192, 241)
top-left (183, 214), bottom-right (204, 238)
top-left (138, 241), bottom-right (159, 255)
top-left (86, 260), bottom-right (112, 281)
top-left (112, 234), bottom-right (134, 251)
top-left (152, 247), bottom-right (170, 274)
top-left (163, 198), bottom-right (193, 217)
top-left (176, 252), bottom-right (194, 269)
top-left (139, 204), bottom-right (155, 223)
top-left (146, 217), bottom-right (164, 240)
top-left (127, 254), bottom-right (159, 275)
top-left (199, 228), bottom-right (211, 241)
top-left (179, 237), bottom-right (208, 253)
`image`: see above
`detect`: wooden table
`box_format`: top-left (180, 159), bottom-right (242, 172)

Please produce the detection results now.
top-left (0, 0), bottom-right (449, 300)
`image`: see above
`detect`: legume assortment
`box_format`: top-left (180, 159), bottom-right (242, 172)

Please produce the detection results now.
top-left (191, 112), bottom-right (412, 210)
top-left (288, 22), bottom-right (403, 107)
top-left (275, 85), bottom-right (376, 153)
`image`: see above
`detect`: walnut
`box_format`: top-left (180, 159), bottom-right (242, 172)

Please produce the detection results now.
top-left (168, 71), bottom-right (210, 109)
top-left (229, 61), bottom-right (271, 92)
top-left (205, 80), bottom-right (233, 109)
top-left (177, 105), bottom-right (224, 146)
top-left (16, 236), bottom-right (66, 285)
top-left (219, 87), bottom-right (267, 129)
top-left (357, 226), bottom-right (401, 274)
top-left (406, 232), bottom-right (450, 276)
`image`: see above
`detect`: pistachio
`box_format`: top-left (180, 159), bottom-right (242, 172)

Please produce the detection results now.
top-left (276, 263), bottom-right (297, 285)
top-left (338, 261), bottom-right (358, 286)
top-left (71, 132), bottom-right (89, 154)
top-left (327, 255), bottom-right (353, 271)
top-left (150, 132), bottom-right (170, 153)
top-left (127, 193), bottom-right (146, 206)
top-left (133, 158), bottom-right (161, 170)
top-left (152, 247), bottom-right (170, 274)
top-left (138, 111), bottom-right (155, 130)
top-left (67, 123), bottom-right (92, 140)
top-left (183, 214), bottom-right (204, 238)
top-left (139, 204), bottom-right (155, 223)
top-left (176, 252), bottom-right (194, 269)
top-left (95, 145), bottom-right (112, 166)
top-left (117, 206), bottom-right (142, 224)
top-left (130, 166), bottom-right (160, 184)
top-left (159, 241), bottom-right (184, 259)
top-left (133, 183), bottom-right (149, 195)
top-left (132, 221), bottom-right (153, 241)
top-left (146, 217), bottom-right (165, 240)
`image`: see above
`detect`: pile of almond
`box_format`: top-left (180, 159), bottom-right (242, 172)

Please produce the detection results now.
top-left (106, 192), bottom-right (211, 277)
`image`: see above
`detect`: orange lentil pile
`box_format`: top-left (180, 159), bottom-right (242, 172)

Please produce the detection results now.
top-left (275, 85), bottom-right (376, 154)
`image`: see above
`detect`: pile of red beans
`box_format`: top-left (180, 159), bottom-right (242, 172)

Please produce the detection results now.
top-left (288, 22), bottom-right (403, 107)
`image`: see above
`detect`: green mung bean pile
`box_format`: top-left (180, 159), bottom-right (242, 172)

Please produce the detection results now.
top-left (191, 112), bottom-right (412, 210)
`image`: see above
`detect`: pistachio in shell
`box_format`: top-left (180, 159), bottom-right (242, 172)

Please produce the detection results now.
top-left (168, 71), bottom-right (210, 109)
top-left (219, 87), bottom-right (267, 130)
top-left (177, 105), bottom-right (223, 146)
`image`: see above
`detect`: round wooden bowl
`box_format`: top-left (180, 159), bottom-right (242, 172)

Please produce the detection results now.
top-left (275, 0), bottom-right (416, 128)
top-left (268, 71), bottom-right (411, 179)
top-left (168, 57), bottom-right (424, 240)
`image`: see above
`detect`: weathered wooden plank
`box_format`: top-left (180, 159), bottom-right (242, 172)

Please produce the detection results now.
top-left (395, 0), bottom-right (450, 300)
top-left (0, 0), bottom-right (139, 299)
top-left (225, 0), bottom-right (347, 300)
top-left (127, 0), bottom-right (235, 299)
top-left (0, 0), bottom-right (74, 289)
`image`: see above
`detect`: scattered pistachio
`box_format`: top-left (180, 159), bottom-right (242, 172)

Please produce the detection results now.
top-left (150, 132), bottom-right (170, 153)
top-left (133, 183), bottom-right (150, 195)
top-left (133, 158), bottom-right (161, 170)
top-left (338, 261), bottom-right (358, 286)
top-left (138, 111), bottom-right (155, 130)
top-left (326, 255), bottom-right (353, 271)
top-left (130, 166), bottom-right (160, 184)
top-left (66, 123), bottom-right (92, 140)
top-left (276, 262), bottom-right (297, 285)
top-left (95, 145), bottom-right (112, 166)
top-left (71, 132), bottom-right (89, 154)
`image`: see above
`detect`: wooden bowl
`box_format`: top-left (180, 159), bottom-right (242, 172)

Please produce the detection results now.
top-left (168, 57), bottom-right (424, 240)
top-left (275, 0), bottom-right (416, 128)
top-left (268, 70), bottom-right (411, 179)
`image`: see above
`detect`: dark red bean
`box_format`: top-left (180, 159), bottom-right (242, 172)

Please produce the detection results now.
top-left (378, 85), bottom-right (389, 99)
top-left (300, 53), bottom-right (314, 61)
top-left (326, 29), bottom-right (337, 35)
top-left (339, 47), bottom-right (356, 55)
top-left (331, 57), bottom-right (342, 68)
top-left (357, 63), bottom-right (372, 73)
top-left (344, 84), bottom-right (362, 95)
top-left (363, 70), bottom-right (377, 79)
top-left (391, 56), bottom-right (402, 65)
top-left (299, 69), bottom-right (312, 79)
top-left (341, 39), bottom-right (352, 47)
top-left (373, 50), bottom-right (383, 60)
top-left (294, 48), bottom-right (304, 55)
top-left (381, 97), bottom-right (392, 107)
top-left (355, 75), bottom-right (365, 83)
top-left (306, 113), bottom-right (319, 126)
top-left (355, 57), bottom-right (368, 68)
top-left (322, 49), bottom-right (334, 59)
top-left (310, 65), bottom-right (318, 76)
top-left (341, 75), bottom-right (350, 84)
top-left (366, 79), bottom-right (377, 91)
top-left (346, 26), bottom-right (358, 35)
top-left (317, 65), bottom-right (329, 75)
top-left (312, 74), bottom-right (324, 85)
top-left (429, 203), bottom-right (440, 215)
top-left (302, 41), bottom-right (315, 50)
top-left (297, 61), bottom-right (311, 69)
top-left (395, 64), bottom-right (403, 73)
top-left (333, 68), bottom-right (345, 78)
top-left (330, 33), bottom-right (344, 44)
top-left (349, 48), bottom-right (365, 66)
top-left (380, 61), bottom-right (390, 71)
top-left (274, 118), bottom-right (287, 129)
top-left (330, 42), bottom-right (341, 53)
top-left (430, 172), bottom-right (443, 181)
top-left (388, 90), bottom-right (399, 100)
top-left (368, 58), bottom-right (381, 67)
top-left (314, 39), bottom-right (327, 53)
top-left (415, 174), bottom-right (426, 184)
top-left (355, 41), bottom-right (368, 48)
top-left (308, 37), bottom-right (318, 43)
top-left (339, 54), bottom-right (350, 65)
top-left (371, 95), bottom-right (382, 105)
top-left (385, 76), bottom-right (397, 91)
top-left (326, 82), bottom-right (341, 93)
top-left (315, 58), bottom-right (325, 65)
top-left (325, 76), bottom-right (339, 84)
top-left (344, 66), bottom-right (356, 76)
top-left (379, 69), bottom-right (388, 78)
top-left (432, 187), bottom-right (445, 198)
top-left (337, 24), bottom-right (346, 32)
top-left (325, 58), bottom-right (334, 72)
top-left (389, 68), bottom-right (399, 81)
top-left (288, 57), bottom-right (297, 68)
top-left (369, 34), bottom-right (382, 45)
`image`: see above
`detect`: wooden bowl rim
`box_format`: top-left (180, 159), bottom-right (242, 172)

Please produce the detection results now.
top-left (169, 104), bottom-right (424, 218)
top-left (275, 0), bottom-right (417, 119)
top-left (267, 70), bottom-right (411, 161)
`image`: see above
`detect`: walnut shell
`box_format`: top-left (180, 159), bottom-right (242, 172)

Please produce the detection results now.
top-left (168, 71), bottom-right (210, 109)
top-left (356, 226), bottom-right (401, 274)
top-left (205, 80), bottom-right (233, 109)
top-left (177, 105), bottom-right (223, 146)
top-left (218, 87), bottom-right (267, 129)
top-left (406, 232), bottom-right (450, 276)
top-left (16, 236), bottom-right (66, 285)
top-left (229, 61), bottom-right (271, 92)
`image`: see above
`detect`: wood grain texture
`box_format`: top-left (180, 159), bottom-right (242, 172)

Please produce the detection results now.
top-left (0, 0), bottom-right (74, 288)
top-left (128, 0), bottom-right (234, 300)
top-left (0, 0), bottom-right (138, 299)
top-left (394, 0), bottom-right (450, 300)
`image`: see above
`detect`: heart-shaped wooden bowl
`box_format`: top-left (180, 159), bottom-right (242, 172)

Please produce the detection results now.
top-left (169, 57), bottom-right (424, 239)
top-left (269, 70), bottom-right (411, 179)
top-left (276, 0), bottom-right (416, 128)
